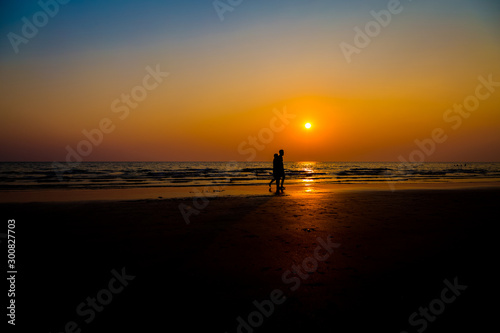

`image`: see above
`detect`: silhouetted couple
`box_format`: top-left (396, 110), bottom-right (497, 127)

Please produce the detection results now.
top-left (269, 149), bottom-right (285, 194)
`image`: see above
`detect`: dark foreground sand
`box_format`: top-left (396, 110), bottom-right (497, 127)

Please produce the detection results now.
top-left (2, 186), bottom-right (498, 332)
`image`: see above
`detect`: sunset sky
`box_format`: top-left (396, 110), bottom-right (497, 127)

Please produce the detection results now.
top-left (1, 0), bottom-right (499, 162)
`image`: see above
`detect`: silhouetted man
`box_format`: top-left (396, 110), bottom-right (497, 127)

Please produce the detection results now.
top-left (275, 149), bottom-right (285, 193)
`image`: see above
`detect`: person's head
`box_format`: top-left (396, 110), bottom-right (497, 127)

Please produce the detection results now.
top-left (279, 149), bottom-right (284, 156)
top-left (274, 153), bottom-right (278, 158)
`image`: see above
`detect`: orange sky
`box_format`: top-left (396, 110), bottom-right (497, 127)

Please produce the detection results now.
top-left (1, 0), bottom-right (499, 162)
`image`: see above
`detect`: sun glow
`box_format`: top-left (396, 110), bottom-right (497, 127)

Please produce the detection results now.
top-left (305, 123), bottom-right (311, 129)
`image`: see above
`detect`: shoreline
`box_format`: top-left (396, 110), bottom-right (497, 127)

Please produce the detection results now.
top-left (1, 181), bottom-right (499, 203)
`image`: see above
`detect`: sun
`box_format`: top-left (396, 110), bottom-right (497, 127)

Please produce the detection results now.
top-left (305, 123), bottom-right (311, 129)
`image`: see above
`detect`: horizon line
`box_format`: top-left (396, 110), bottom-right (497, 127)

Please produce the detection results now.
top-left (1, 161), bottom-right (499, 164)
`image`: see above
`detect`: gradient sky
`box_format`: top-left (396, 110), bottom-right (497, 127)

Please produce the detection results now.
top-left (1, 0), bottom-right (499, 162)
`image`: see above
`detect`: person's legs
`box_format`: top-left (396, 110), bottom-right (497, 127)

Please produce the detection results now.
top-left (275, 176), bottom-right (281, 193)
top-left (280, 175), bottom-right (285, 190)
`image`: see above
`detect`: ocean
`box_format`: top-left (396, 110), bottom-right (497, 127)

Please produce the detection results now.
top-left (1, 162), bottom-right (499, 190)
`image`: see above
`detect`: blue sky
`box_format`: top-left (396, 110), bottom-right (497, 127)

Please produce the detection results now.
top-left (1, 0), bottom-right (499, 58)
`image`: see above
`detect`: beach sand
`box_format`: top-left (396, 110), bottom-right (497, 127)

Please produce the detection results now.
top-left (3, 185), bottom-right (498, 332)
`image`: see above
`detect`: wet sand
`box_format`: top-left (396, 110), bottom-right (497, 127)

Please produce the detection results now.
top-left (1, 181), bottom-right (499, 202)
top-left (3, 185), bottom-right (498, 332)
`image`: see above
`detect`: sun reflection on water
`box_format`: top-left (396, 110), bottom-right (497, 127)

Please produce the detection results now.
top-left (297, 162), bottom-right (318, 193)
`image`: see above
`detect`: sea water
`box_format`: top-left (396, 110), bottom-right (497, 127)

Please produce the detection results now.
top-left (1, 162), bottom-right (499, 190)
